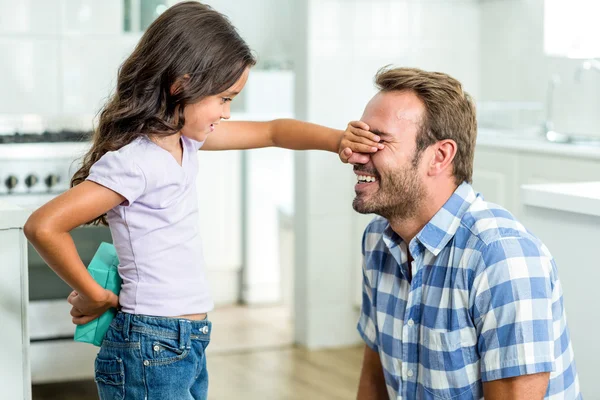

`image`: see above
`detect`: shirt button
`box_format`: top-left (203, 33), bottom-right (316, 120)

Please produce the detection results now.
top-left (153, 345), bottom-right (160, 352)
top-left (407, 369), bottom-right (414, 377)
top-left (407, 319), bottom-right (414, 327)
top-left (143, 360), bottom-right (150, 366)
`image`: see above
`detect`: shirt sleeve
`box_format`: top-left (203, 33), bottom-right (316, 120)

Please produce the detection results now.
top-left (472, 237), bottom-right (556, 382)
top-left (357, 228), bottom-right (379, 351)
top-left (86, 150), bottom-right (146, 206)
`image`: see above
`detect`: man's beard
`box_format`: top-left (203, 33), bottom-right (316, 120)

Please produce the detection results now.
top-left (353, 163), bottom-right (424, 221)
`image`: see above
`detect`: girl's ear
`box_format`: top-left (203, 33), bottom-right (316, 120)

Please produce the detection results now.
top-left (170, 74), bottom-right (191, 96)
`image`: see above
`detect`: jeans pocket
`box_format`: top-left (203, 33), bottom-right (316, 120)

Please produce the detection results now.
top-left (143, 336), bottom-right (190, 367)
top-left (95, 357), bottom-right (125, 400)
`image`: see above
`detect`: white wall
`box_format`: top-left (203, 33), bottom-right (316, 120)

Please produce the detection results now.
top-left (168, 0), bottom-right (295, 69)
top-left (479, 0), bottom-right (600, 136)
top-left (293, 0), bottom-right (481, 349)
top-left (0, 0), bottom-right (296, 120)
top-left (0, 0), bottom-right (140, 120)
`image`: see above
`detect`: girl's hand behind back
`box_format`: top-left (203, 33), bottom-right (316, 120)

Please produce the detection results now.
top-left (68, 289), bottom-right (119, 325)
top-left (338, 121), bottom-right (383, 164)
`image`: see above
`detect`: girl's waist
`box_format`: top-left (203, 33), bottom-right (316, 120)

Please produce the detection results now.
top-left (111, 311), bottom-right (212, 339)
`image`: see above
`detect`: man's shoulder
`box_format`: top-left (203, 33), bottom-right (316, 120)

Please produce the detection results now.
top-left (460, 196), bottom-right (551, 265)
top-left (460, 196), bottom-right (533, 245)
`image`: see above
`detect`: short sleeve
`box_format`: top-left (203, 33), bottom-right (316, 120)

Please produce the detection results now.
top-left (357, 228), bottom-right (379, 351)
top-left (473, 237), bottom-right (556, 382)
top-left (86, 150), bottom-right (146, 206)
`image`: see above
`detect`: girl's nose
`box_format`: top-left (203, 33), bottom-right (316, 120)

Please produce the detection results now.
top-left (221, 104), bottom-right (231, 120)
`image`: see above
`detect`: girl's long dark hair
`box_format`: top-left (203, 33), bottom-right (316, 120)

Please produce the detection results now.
top-left (72, 1), bottom-right (256, 225)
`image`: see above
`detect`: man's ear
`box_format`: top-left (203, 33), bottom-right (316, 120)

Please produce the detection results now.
top-left (427, 139), bottom-right (457, 177)
top-left (170, 74), bottom-right (191, 96)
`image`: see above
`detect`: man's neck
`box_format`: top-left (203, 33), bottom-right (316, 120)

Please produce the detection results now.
top-left (389, 182), bottom-right (459, 245)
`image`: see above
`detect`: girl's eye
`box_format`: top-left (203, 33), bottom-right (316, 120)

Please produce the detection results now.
top-left (221, 97), bottom-right (232, 103)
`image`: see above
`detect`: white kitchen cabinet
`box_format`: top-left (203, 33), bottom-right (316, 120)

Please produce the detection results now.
top-left (0, 201), bottom-right (31, 400)
top-left (473, 142), bottom-right (600, 218)
top-left (473, 147), bottom-right (520, 215)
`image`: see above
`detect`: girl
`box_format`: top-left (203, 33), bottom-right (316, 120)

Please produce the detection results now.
top-left (24, 2), bottom-right (380, 400)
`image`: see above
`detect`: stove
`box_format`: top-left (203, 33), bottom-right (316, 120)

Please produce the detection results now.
top-left (0, 130), bottom-right (92, 144)
top-left (0, 131), bottom-right (92, 200)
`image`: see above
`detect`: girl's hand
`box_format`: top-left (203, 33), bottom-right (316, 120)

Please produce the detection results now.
top-left (338, 121), bottom-right (383, 164)
top-left (68, 289), bottom-right (119, 325)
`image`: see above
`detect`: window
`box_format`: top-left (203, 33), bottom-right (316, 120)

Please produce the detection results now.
top-left (544, 0), bottom-right (600, 59)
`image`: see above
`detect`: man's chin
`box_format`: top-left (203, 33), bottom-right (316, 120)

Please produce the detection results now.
top-left (352, 198), bottom-right (375, 215)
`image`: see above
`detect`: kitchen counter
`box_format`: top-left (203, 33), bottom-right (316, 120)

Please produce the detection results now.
top-left (477, 128), bottom-right (600, 160)
top-left (521, 181), bottom-right (600, 217)
top-left (0, 200), bottom-right (31, 399)
top-left (0, 198), bottom-right (32, 228)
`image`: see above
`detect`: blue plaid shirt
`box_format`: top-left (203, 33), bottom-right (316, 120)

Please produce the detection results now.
top-left (358, 182), bottom-right (580, 400)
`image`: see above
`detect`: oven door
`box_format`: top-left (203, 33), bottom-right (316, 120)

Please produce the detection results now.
top-left (28, 224), bottom-right (113, 340)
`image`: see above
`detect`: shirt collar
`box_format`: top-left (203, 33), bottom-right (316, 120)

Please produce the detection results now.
top-left (414, 182), bottom-right (476, 256)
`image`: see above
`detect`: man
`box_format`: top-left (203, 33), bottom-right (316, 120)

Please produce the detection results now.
top-left (346, 67), bottom-right (580, 399)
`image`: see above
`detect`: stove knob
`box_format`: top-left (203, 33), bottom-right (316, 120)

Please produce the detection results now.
top-left (5, 175), bottom-right (18, 190)
top-left (25, 174), bottom-right (39, 188)
top-left (44, 174), bottom-right (60, 189)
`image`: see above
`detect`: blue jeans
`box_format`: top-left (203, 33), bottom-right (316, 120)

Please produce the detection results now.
top-left (94, 311), bottom-right (211, 400)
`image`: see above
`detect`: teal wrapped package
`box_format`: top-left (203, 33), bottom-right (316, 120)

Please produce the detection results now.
top-left (74, 242), bottom-right (121, 346)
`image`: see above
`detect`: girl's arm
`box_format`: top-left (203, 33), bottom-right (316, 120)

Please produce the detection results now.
top-left (24, 181), bottom-right (123, 324)
top-left (202, 119), bottom-right (382, 161)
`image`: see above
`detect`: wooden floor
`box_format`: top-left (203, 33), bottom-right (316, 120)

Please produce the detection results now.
top-left (32, 305), bottom-right (364, 399)
top-left (207, 304), bottom-right (294, 354)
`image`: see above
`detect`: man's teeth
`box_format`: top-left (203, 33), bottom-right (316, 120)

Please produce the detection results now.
top-left (357, 175), bottom-right (377, 183)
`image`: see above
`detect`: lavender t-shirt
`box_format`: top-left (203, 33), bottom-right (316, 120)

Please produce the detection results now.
top-left (87, 135), bottom-right (213, 316)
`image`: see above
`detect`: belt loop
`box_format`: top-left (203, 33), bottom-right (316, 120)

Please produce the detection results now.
top-left (123, 313), bottom-right (132, 341)
top-left (178, 320), bottom-right (191, 350)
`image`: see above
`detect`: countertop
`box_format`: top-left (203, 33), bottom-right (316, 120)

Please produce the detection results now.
top-left (477, 128), bottom-right (600, 160)
top-left (0, 199), bottom-right (31, 229)
top-left (521, 181), bottom-right (600, 217)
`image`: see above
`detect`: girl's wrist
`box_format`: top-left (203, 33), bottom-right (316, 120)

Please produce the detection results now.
top-left (86, 284), bottom-right (111, 305)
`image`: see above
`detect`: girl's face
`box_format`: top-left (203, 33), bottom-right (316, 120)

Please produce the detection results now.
top-left (180, 67), bottom-right (250, 142)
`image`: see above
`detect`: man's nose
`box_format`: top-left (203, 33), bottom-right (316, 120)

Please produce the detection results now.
top-left (348, 152), bottom-right (372, 165)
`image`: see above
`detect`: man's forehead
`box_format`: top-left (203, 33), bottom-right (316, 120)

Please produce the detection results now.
top-left (365, 91), bottom-right (422, 117)
top-left (362, 92), bottom-right (423, 135)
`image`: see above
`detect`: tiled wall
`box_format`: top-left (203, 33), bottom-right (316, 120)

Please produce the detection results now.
top-left (0, 0), bottom-right (140, 120)
top-left (479, 0), bottom-right (600, 136)
top-left (0, 0), bottom-right (295, 123)
top-left (167, 0), bottom-right (296, 69)
top-left (293, 0), bottom-right (481, 349)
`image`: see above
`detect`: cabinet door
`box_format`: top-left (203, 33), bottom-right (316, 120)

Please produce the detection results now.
top-left (0, 229), bottom-right (30, 400)
top-left (520, 154), bottom-right (600, 185)
top-left (517, 153), bottom-right (600, 216)
top-left (473, 147), bottom-right (520, 216)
